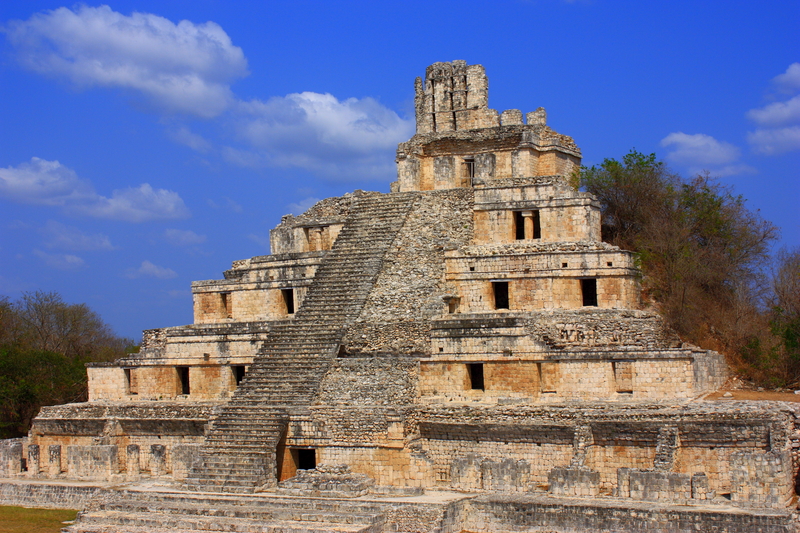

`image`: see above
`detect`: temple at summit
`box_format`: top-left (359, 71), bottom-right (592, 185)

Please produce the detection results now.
top-left (1, 61), bottom-right (797, 533)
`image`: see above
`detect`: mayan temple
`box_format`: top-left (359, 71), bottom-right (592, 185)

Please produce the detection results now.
top-left (1, 61), bottom-right (798, 532)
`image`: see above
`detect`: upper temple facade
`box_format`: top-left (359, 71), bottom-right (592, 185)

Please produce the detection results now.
top-left (2, 61), bottom-right (798, 533)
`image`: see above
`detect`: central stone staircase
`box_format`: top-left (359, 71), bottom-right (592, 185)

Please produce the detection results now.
top-left (184, 192), bottom-right (418, 493)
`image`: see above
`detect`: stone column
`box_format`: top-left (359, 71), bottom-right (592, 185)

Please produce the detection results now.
top-left (48, 445), bottom-right (61, 478)
top-left (27, 444), bottom-right (40, 477)
top-left (126, 445), bottom-right (140, 480)
top-left (521, 211), bottom-right (534, 240)
top-left (150, 444), bottom-right (166, 477)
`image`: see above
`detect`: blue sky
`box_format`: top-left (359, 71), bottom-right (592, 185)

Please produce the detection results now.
top-left (0, 1), bottom-right (798, 340)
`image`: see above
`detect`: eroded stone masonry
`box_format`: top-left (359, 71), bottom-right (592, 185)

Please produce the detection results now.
top-left (1, 61), bottom-right (798, 533)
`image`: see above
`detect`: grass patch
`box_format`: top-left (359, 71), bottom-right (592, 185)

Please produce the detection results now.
top-left (0, 506), bottom-right (78, 533)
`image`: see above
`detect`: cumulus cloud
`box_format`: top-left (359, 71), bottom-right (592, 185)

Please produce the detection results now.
top-left (229, 93), bottom-right (414, 179)
top-left (125, 260), bottom-right (177, 279)
top-left (33, 249), bottom-right (85, 270)
top-left (660, 132), bottom-right (754, 176)
top-left (747, 126), bottom-right (800, 156)
top-left (0, 157), bottom-right (94, 205)
top-left (4, 5), bottom-right (247, 117)
top-left (0, 158), bottom-right (189, 222)
top-left (773, 62), bottom-right (800, 94)
top-left (747, 95), bottom-right (800, 127)
top-left (164, 228), bottom-right (206, 246)
top-left (41, 220), bottom-right (114, 250)
top-left (4, 7), bottom-right (412, 180)
top-left (167, 126), bottom-right (213, 153)
top-left (78, 183), bottom-right (190, 222)
top-left (747, 63), bottom-right (800, 155)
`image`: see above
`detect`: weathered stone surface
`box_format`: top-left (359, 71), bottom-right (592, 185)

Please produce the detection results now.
top-left (1, 60), bottom-right (795, 533)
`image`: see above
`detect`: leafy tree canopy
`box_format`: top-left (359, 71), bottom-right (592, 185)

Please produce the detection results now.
top-left (579, 150), bottom-right (793, 386)
top-left (0, 291), bottom-right (131, 437)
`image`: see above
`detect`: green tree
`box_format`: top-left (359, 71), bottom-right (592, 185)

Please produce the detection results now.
top-left (0, 291), bottom-right (131, 438)
top-left (579, 151), bottom-right (779, 382)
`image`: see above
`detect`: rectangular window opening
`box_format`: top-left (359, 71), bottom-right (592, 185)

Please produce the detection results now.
top-left (124, 368), bottom-right (138, 395)
top-left (467, 363), bottom-right (485, 391)
top-left (463, 157), bottom-right (475, 179)
top-left (233, 365), bottom-right (246, 386)
top-left (282, 288), bottom-right (295, 315)
top-left (177, 366), bottom-right (190, 395)
top-left (581, 279), bottom-right (598, 307)
top-left (514, 211), bottom-right (525, 240)
top-left (493, 281), bottom-right (509, 309)
top-left (293, 448), bottom-right (316, 470)
top-left (531, 210), bottom-right (541, 239)
top-left (220, 292), bottom-right (232, 318)
top-left (448, 297), bottom-right (460, 314)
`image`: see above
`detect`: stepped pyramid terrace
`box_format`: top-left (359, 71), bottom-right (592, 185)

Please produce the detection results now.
top-left (1, 61), bottom-right (799, 533)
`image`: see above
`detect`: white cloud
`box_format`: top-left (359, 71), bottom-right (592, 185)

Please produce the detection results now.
top-left (286, 197), bottom-right (322, 216)
top-left (747, 95), bottom-right (800, 127)
top-left (164, 228), bottom-right (206, 246)
top-left (0, 157), bottom-right (94, 205)
top-left (773, 62), bottom-right (800, 94)
top-left (660, 132), bottom-right (755, 176)
top-left (746, 64), bottom-right (800, 155)
top-left (0, 158), bottom-right (189, 222)
top-left (78, 183), bottom-right (190, 222)
top-left (41, 220), bottom-right (114, 250)
top-left (33, 249), bottom-right (85, 270)
top-left (125, 260), bottom-right (177, 279)
top-left (747, 126), bottom-right (800, 156)
top-left (167, 126), bottom-right (213, 152)
top-left (4, 5), bottom-right (247, 117)
top-left (230, 92), bottom-right (414, 179)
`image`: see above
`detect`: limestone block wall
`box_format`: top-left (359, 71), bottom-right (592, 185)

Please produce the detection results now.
top-left (415, 405), bottom-right (793, 501)
top-left (0, 439), bottom-right (22, 477)
top-left (395, 145), bottom-right (581, 192)
top-left (87, 366), bottom-right (129, 401)
top-left (87, 361), bottom-right (234, 403)
top-left (139, 322), bottom-right (273, 363)
top-left (445, 249), bottom-right (639, 312)
top-left (473, 204), bottom-right (599, 244)
top-left (420, 427), bottom-right (574, 490)
top-left (418, 358), bottom-right (698, 403)
top-left (472, 180), bottom-right (600, 244)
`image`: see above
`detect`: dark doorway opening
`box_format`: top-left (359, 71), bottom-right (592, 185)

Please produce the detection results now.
top-left (177, 366), bottom-right (190, 395)
top-left (531, 210), bottom-right (541, 239)
top-left (233, 365), bottom-right (246, 386)
top-left (493, 281), bottom-right (509, 309)
top-left (221, 292), bottom-right (232, 318)
top-left (468, 363), bottom-right (485, 391)
top-left (124, 368), bottom-right (138, 395)
top-left (294, 448), bottom-right (316, 470)
top-left (581, 279), bottom-right (598, 307)
top-left (514, 211), bottom-right (525, 240)
top-left (282, 288), bottom-right (295, 314)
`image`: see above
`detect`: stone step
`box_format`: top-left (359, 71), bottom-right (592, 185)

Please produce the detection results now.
top-left (69, 511), bottom-right (380, 533)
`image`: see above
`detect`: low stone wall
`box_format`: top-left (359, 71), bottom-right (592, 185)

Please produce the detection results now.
top-left (0, 439), bottom-right (22, 477)
top-left (0, 480), bottom-right (107, 509)
top-left (465, 494), bottom-right (798, 533)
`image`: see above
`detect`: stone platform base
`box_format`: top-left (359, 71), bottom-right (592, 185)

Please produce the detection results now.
top-left (464, 493), bottom-right (799, 533)
top-left (0, 479), bottom-right (797, 532)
